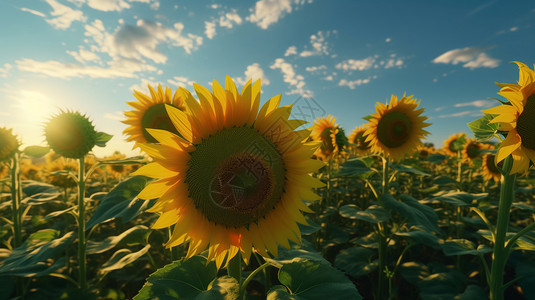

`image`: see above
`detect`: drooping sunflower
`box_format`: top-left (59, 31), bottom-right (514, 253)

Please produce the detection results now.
top-left (364, 94), bottom-right (430, 161)
top-left (348, 125), bottom-right (371, 155)
top-left (310, 115), bottom-right (340, 161)
top-left (482, 153), bottom-right (501, 182)
top-left (123, 84), bottom-right (186, 146)
top-left (0, 127), bottom-right (19, 162)
top-left (133, 76), bottom-right (324, 268)
top-left (443, 133), bottom-right (467, 156)
top-left (482, 62), bottom-right (535, 174)
top-left (45, 110), bottom-right (97, 159)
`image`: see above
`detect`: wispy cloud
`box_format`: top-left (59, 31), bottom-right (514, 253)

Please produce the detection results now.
top-left (437, 110), bottom-right (482, 118)
top-left (236, 63), bottom-right (270, 86)
top-left (205, 21), bottom-right (217, 39)
top-left (299, 30), bottom-right (334, 57)
top-left (104, 111), bottom-right (124, 121)
top-left (432, 47), bottom-right (500, 69)
top-left (284, 46), bottom-right (297, 57)
top-left (86, 0), bottom-right (160, 12)
top-left (270, 58), bottom-right (311, 97)
top-left (0, 64), bottom-right (12, 78)
top-left (167, 76), bottom-right (194, 88)
top-left (336, 57), bottom-right (376, 72)
top-left (454, 100), bottom-right (495, 108)
top-left (338, 77), bottom-right (372, 89)
top-left (45, 0), bottom-right (87, 30)
top-left (203, 9), bottom-right (243, 39)
top-left (20, 7), bottom-right (46, 17)
top-left (305, 65), bottom-right (326, 73)
top-left (247, 0), bottom-right (313, 30)
top-left (66, 46), bottom-right (101, 63)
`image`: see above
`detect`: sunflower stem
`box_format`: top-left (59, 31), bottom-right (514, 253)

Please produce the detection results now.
top-left (77, 157), bottom-right (87, 290)
top-left (456, 150), bottom-right (462, 189)
top-left (377, 156), bottom-right (389, 300)
top-left (227, 252), bottom-right (242, 284)
top-left (239, 262), bottom-right (270, 299)
top-left (10, 152), bottom-right (22, 248)
top-left (489, 155), bottom-right (516, 300)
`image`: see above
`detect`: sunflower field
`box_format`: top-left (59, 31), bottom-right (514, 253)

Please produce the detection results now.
top-left (1, 62), bottom-right (535, 300)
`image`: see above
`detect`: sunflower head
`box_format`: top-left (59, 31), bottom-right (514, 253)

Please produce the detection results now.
top-left (462, 139), bottom-right (483, 163)
top-left (45, 157), bottom-right (77, 188)
top-left (482, 153), bottom-right (501, 182)
top-left (482, 62), bottom-right (535, 174)
top-left (311, 115), bottom-right (340, 160)
top-left (123, 84), bottom-right (186, 146)
top-left (348, 126), bottom-right (371, 155)
top-left (132, 76), bottom-right (324, 268)
top-left (0, 127), bottom-right (20, 162)
top-left (416, 145), bottom-right (436, 160)
top-left (443, 133), bottom-right (467, 156)
top-left (20, 159), bottom-right (41, 180)
top-left (364, 94), bottom-right (430, 161)
top-left (45, 110), bottom-right (97, 159)
top-left (105, 152), bottom-right (128, 176)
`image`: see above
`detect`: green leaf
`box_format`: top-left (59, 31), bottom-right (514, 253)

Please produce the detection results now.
top-left (425, 153), bottom-right (447, 163)
top-left (0, 230), bottom-right (75, 277)
top-left (95, 131), bottom-right (113, 147)
top-left (395, 228), bottom-right (440, 249)
top-left (44, 207), bottom-right (76, 220)
top-left (390, 163), bottom-right (429, 176)
top-left (98, 156), bottom-right (146, 165)
top-left (467, 114), bottom-right (499, 142)
top-left (22, 146), bottom-right (50, 158)
top-left (134, 256), bottom-right (218, 300)
top-left (267, 244), bottom-right (326, 266)
top-left (86, 176), bottom-right (155, 229)
top-left (334, 247), bottom-right (378, 277)
top-left (431, 192), bottom-right (488, 207)
top-left (382, 194), bottom-right (440, 233)
top-left (454, 285), bottom-right (487, 300)
top-left (87, 225), bottom-right (149, 255)
top-left (439, 239), bottom-right (492, 256)
top-left (272, 259), bottom-right (362, 300)
top-left (298, 218), bottom-right (321, 235)
top-left (336, 158), bottom-right (373, 178)
top-left (338, 204), bottom-right (390, 223)
top-left (399, 262), bottom-right (468, 299)
top-left (196, 276), bottom-right (239, 299)
top-left (21, 181), bottom-right (61, 205)
top-left (362, 114), bottom-right (373, 122)
top-left (478, 230), bottom-right (535, 251)
top-left (432, 176), bottom-right (457, 186)
top-left (99, 245), bottom-right (150, 274)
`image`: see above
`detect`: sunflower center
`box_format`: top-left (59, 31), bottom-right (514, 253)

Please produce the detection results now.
top-left (376, 111), bottom-right (412, 148)
top-left (486, 154), bottom-right (500, 174)
top-left (516, 94), bottom-right (535, 151)
top-left (141, 103), bottom-right (180, 143)
top-left (186, 126), bottom-right (286, 228)
top-left (466, 143), bottom-right (480, 159)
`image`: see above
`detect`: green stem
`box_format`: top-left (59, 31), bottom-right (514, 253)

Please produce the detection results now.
top-left (10, 153), bottom-right (22, 248)
top-left (457, 150), bottom-right (462, 188)
top-left (227, 252), bottom-right (242, 284)
top-left (377, 156), bottom-right (389, 300)
top-left (239, 262), bottom-right (271, 299)
top-left (489, 155), bottom-right (516, 300)
top-left (77, 158), bottom-right (87, 290)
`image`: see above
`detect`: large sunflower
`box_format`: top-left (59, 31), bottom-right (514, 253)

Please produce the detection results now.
top-left (0, 127), bottom-right (19, 162)
top-left (133, 76), bottom-right (324, 268)
top-left (482, 153), bottom-right (501, 182)
top-left (364, 94), bottom-right (430, 161)
top-left (348, 125), bottom-right (371, 155)
top-left (443, 133), bottom-right (467, 156)
top-left (482, 62), bottom-right (535, 174)
top-left (123, 84), bottom-right (185, 146)
top-left (310, 115), bottom-right (339, 161)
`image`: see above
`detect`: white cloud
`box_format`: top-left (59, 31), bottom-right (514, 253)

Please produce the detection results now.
top-left (247, 0), bottom-right (312, 30)
top-left (130, 77), bottom-right (160, 94)
top-left (432, 47), bottom-right (500, 69)
top-left (87, 0), bottom-right (130, 11)
top-left (210, 4), bottom-right (220, 9)
top-left (0, 64), bottom-right (12, 78)
top-left (236, 63), bottom-right (270, 86)
top-left (219, 10), bottom-right (242, 28)
top-left (437, 110), bottom-right (477, 118)
top-left (336, 57), bottom-right (376, 72)
top-left (284, 46), bottom-right (297, 56)
top-left (323, 75), bottom-right (333, 81)
top-left (21, 7), bottom-right (46, 17)
top-left (205, 21), bottom-right (217, 39)
top-left (45, 0), bottom-right (87, 30)
top-left (510, 26), bottom-right (518, 32)
top-left (305, 65), bottom-right (326, 73)
top-left (167, 76), bottom-right (194, 88)
top-left (104, 111), bottom-right (124, 121)
top-left (383, 58), bottom-right (404, 69)
top-left (270, 58), bottom-right (311, 96)
top-left (67, 47), bottom-right (101, 63)
top-left (454, 100), bottom-right (495, 108)
top-left (300, 31), bottom-right (333, 57)
top-left (385, 37), bottom-right (391, 43)
top-left (338, 78), bottom-right (371, 89)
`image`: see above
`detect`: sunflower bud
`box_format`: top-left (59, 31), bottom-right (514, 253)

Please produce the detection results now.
top-left (44, 111), bottom-right (97, 159)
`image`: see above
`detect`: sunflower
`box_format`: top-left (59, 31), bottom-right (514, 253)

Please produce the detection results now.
top-left (364, 94), bottom-right (430, 161)
top-left (348, 125), bottom-right (371, 155)
top-left (482, 62), bottom-right (535, 174)
top-left (0, 127), bottom-right (19, 162)
top-left (443, 133), bottom-right (467, 156)
top-left (45, 110), bottom-right (97, 159)
top-left (416, 145), bottom-right (436, 160)
top-left (45, 157), bottom-right (78, 188)
top-left (462, 139), bottom-right (484, 163)
top-left (311, 115), bottom-right (340, 161)
top-left (482, 153), bottom-right (501, 182)
top-left (104, 152), bottom-right (129, 177)
top-left (123, 84), bottom-right (186, 146)
top-left (133, 76), bottom-right (324, 268)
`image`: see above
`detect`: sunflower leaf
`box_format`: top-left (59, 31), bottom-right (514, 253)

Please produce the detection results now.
top-left (95, 131), bottom-right (113, 147)
top-left (22, 146), bottom-right (50, 158)
top-left (467, 114), bottom-right (499, 142)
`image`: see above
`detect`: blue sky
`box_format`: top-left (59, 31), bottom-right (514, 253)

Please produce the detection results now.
top-left (1, 0), bottom-right (534, 157)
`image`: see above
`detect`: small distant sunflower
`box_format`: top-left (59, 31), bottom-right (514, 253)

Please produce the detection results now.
top-left (20, 159), bottom-right (41, 180)
top-left (443, 133), bottom-right (467, 156)
top-left (123, 84), bottom-right (185, 146)
top-left (462, 139), bottom-right (484, 163)
top-left (133, 76), bottom-right (324, 268)
top-left (364, 94), bottom-right (430, 161)
top-left (311, 115), bottom-right (339, 160)
top-left (0, 127), bottom-right (19, 162)
top-left (416, 145), bottom-right (436, 160)
top-left (482, 62), bottom-right (535, 174)
top-left (45, 157), bottom-right (77, 188)
top-left (45, 111), bottom-right (97, 159)
top-left (348, 126), bottom-right (371, 155)
top-left (482, 153), bottom-right (501, 182)
top-left (105, 152), bottom-right (129, 177)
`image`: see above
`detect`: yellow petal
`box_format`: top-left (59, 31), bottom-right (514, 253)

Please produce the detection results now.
top-left (131, 162), bottom-right (179, 178)
top-left (166, 104), bottom-right (193, 142)
top-left (496, 130), bottom-right (521, 163)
